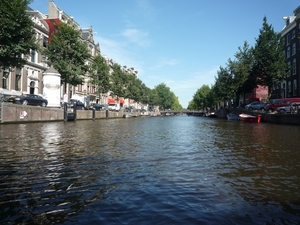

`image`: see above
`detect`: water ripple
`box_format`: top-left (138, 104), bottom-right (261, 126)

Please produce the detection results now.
top-left (1, 116), bottom-right (300, 224)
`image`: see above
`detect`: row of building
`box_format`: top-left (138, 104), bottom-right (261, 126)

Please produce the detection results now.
top-left (1, 2), bottom-right (300, 106)
top-left (0, 0), bottom-right (139, 108)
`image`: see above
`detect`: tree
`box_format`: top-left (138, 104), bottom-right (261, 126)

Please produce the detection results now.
top-left (187, 99), bottom-right (197, 110)
top-left (110, 63), bottom-right (128, 97)
top-left (193, 85), bottom-right (212, 110)
top-left (253, 16), bottom-right (289, 91)
top-left (89, 55), bottom-right (110, 97)
top-left (0, 0), bottom-right (38, 68)
top-left (148, 89), bottom-right (159, 106)
top-left (231, 42), bottom-right (256, 99)
top-left (171, 93), bottom-right (182, 110)
top-left (43, 23), bottom-right (90, 86)
top-left (154, 83), bottom-right (174, 110)
top-left (213, 66), bottom-right (235, 103)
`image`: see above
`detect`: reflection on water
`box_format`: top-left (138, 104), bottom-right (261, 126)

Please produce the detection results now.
top-left (1, 116), bottom-right (300, 224)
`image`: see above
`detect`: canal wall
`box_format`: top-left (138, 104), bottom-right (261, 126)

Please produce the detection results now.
top-left (0, 103), bottom-right (139, 124)
top-left (0, 103), bottom-right (63, 123)
top-left (221, 108), bottom-right (300, 125)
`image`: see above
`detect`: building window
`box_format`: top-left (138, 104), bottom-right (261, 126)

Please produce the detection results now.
top-left (43, 36), bottom-right (48, 47)
top-left (288, 61), bottom-right (291, 76)
top-left (287, 46), bottom-right (290, 58)
top-left (42, 55), bottom-right (47, 64)
top-left (2, 67), bottom-right (9, 89)
top-left (293, 59), bottom-right (297, 75)
top-left (293, 79), bottom-right (297, 96)
top-left (292, 29), bottom-right (296, 39)
top-left (31, 50), bottom-right (36, 62)
top-left (292, 43), bottom-right (296, 55)
top-left (78, 84), bottom-right (82, 92)
top-left (282, 83), bottom-right (286, 98)
top-left (287, 34), bottom-right (290, 45)
top-left (288, 81), bottom-right (291, 97)
top-left (15, 68), bottom-right (21, 91)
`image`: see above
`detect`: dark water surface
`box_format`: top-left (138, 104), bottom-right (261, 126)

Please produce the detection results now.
top-left (1, 116), bottom-right (300, 224)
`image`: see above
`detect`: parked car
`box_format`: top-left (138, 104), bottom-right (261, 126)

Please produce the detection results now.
top-left (108, 103), bottom-right (120, 111)
top-left (266, 98), bottom-right (300, 112)
top-left (125, 106), bottom-right (136, 112)
top-left (68, 99), bottom-right (85, 110)
top-left (8, 94), bottom-right (48, 107)
top-left (277, 102), bottom-right (300, 114)
top-left (276, 105), bottom-right (291, 114)
top-left (89, 103), bottom-right (107, 111)
top-left (245, 101), bottom-right (267, 111)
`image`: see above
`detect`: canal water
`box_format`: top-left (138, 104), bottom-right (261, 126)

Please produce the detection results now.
top-left (1, 115), bottom-right (300, 225)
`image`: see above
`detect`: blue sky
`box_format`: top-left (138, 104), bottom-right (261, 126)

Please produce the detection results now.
top-left (30, 1), bottom-right (299, 108)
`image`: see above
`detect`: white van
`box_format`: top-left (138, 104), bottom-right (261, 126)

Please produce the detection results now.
top-left (108, 103), bottom-right (120, 111)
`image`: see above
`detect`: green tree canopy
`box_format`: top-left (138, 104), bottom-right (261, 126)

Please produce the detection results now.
top-left (171, 93), bottom-right (182, 110)
top-left (233, 41), bottom-right (256, 96)
top-left (89, 55), bottom-right (110, 96)
top-left (213, 66), bottom-right (235, 102)
top-left (43, 23), bottom-right (90, 86)
top-left (187, 99), bottom-right (197, 110)
top-left (153, 83), bottom-right (174, 110)
top-left (148, 88), bottom-right (159, 106)
top-left (110, 63), bottom-right (128, 97)
top-left (0, 0), bottom-right (38, 68)
top-left (253, 16), bottom-right (289, 90)
top-left (193, 84), bottom-right (212, 110)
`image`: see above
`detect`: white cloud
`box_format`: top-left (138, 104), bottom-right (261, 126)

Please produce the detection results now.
top-left (121, 28), bottom-right (151, 47)
top-left (94, 35), bottom-right (144, 75)
top-left (150, 58), bottom-right (180, 70)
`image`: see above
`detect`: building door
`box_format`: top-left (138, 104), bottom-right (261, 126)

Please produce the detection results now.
top-left (30, 81), bottom-right (35, 94)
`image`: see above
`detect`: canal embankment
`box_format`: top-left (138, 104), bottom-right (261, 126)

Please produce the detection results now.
top-left (214, 107), bottom-right (300, 125)
top-left (0, 103), bottom-right (139, 124)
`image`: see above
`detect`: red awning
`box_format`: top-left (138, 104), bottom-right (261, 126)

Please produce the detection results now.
top-left (108, 98), bottom-right (116, 103)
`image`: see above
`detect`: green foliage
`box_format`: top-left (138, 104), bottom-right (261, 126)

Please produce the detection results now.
top-left (0, 0), bottom-right (38, 68)
top-left (213, 66), bottom-right (235, 102)
top-left (89, 55), bottom-right (110, 95)
top-left (153, 83), bottom-right (174, 110)
top-left (193, 85), bottom-right (213, 110)
top-left (43, 23), bottom-right (90, 86)
top-left (148, 89), bottom-right (160, 106)
top-left (110, 63), bottom-right (128, 97)
top-left (233, 42), bottom-right (256, 95)
top-left (253, 16), bottom-right (289, 90)
top-left (187, 100), bottom-right (197, 110)
top-left (171, 93), bottom-right (182, 110)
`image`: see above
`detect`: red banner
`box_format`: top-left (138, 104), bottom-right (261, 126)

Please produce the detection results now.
top-left (44, 18), bottom-right (61, 42)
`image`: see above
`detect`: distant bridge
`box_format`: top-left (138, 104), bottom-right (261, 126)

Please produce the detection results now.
top-left (159, 110), bottom-right (205, 116)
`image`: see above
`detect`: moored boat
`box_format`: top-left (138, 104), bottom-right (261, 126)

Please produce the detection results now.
top-left (123, 114), bottom-right (133, 118)
top-left (227, 113), bottom-right (239, 120)
top-left (239, 113), bottom-right (261, 122)
top-left (140, 111), bottom-right (149, 116)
